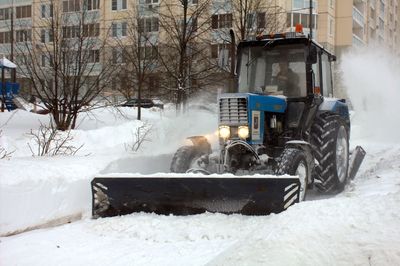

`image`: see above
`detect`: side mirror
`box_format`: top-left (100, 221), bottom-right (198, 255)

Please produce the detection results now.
top-left (307, 46), bottom-right (317, 64)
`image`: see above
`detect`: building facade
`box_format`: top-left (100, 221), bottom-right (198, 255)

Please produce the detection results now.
top-left (0, 0), bottom-right (399, 98)
top-left (335, 0), bottom-right (399, 57)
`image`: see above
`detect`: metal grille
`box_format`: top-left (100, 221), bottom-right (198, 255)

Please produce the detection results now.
top-left (219, 97), bottom-right (248, 125)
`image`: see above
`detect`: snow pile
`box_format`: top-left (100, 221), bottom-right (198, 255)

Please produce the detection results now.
top-left (0, 106), bottom-right (217, 236)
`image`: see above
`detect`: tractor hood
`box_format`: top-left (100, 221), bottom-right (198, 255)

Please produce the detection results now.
top-left (219, 93), bottom-right (287, 113)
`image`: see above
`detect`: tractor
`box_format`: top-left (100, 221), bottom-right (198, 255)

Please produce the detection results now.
top-left (91, 32), bottom-right (365, 218)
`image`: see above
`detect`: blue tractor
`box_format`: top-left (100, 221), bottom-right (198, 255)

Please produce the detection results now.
top-left (91, 34), bottom-right (365, 218)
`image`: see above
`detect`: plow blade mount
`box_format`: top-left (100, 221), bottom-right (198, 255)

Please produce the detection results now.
top-left (91, 176), bottom-right (300, 218)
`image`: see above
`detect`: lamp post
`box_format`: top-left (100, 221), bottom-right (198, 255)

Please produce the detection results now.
top-left (10, 0), bottom-right (16, 83)
top-left (309, 0), bottom-right (313, 39)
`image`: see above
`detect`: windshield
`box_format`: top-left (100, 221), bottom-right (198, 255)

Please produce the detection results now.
top-left (238, 44), bottom-right (307, 97)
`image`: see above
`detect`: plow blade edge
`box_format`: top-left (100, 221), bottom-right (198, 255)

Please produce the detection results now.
top-left (91, 176), bottom-right (300, 218)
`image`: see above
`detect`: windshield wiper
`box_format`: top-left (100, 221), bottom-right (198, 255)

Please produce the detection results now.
top-left (264, 40), bottom-right (274, 48)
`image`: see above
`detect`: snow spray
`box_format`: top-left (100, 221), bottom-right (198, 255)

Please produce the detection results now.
top-left (339, 45), bottom-right (400, 142)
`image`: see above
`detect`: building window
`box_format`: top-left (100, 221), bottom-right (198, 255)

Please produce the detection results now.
top-left (41, 54), bottom-right (46, 67)
top-left (290, 12), bottom-right (317, 29)
top-left (257, 12), bottom-right (266, 29)
top-left (189, 18), bottom-right (197, 32)
top-left (293, 0), bottom-right (303, 9)
top-left (112, 48), bottom-right (127, 64)
top-left (85, 0), bottom-right (100, 11)
top-left (329, 17), bottom-right (334, 36)
top-left (112, 0), bottom-right (117, 10)
top-left (49, 30), bottom-right (53, 42)
top-left (16, 29), bottom-right (31, 42)
top-left (211, 13), bottom-right (232, 29)
top-left (40, 55), bottom-right (53, 68)
top-left (139, 17), bottom-right (159, 33)
top-left (63, 0), bottom-right (80, 12)
top-left (41, 5), bottom-right (46, 18)
top-left (247, 12), bottom-right (266, 29)
top-left (210, 44), bottom-right (231, 59)
top-left (63, 24), bottom-right (100, 39)
top-left (141, 46), bottom-right (158, 60)
top-left (16, 5), bottom-right (32, 19)
top-left (63, 26), bottom-right (80, 38)
top-left (88, 50), bottom-right (100, 63)
top-left (121, 22), bottom-right (127, 36)
top-left (83, 23), bottom-right (100, 37)
top-left (49, 55), bottom-right (54, 67)
top-left (0, 31), bottom-right (11, 43)
top-left (111, 22), bottom-right (128, 37)
top-left (0, 8), bottom-right (10, 20)
top-left (41, 29), bottom-right (46, 43)
top-left (112, 0), bottom-right (127, 11)
top-left (112, 23), bottom-right (118, 37)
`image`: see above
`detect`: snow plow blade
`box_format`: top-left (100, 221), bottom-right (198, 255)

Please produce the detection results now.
top-left (91, 176), bottom-right (300, 218)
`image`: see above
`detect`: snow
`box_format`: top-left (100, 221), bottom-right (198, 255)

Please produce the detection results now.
top-left (1, 47), bottom-right (400, 265)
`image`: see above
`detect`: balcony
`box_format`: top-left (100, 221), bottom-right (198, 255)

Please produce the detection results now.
top-left (352, 34), bottom-right (365, 47)
top-left (353, 6), bottom-right (365, 28)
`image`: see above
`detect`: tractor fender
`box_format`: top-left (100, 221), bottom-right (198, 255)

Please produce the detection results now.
top-left (186, 136), bottom-right (212, 155)
top-left (319, 98), bottom-right (350, 128)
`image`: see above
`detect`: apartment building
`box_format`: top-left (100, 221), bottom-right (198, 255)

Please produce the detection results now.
top-left (0, 0), bottom-right (399, 97)
top-left (0, 0), bottom-right (33, 88)
top-left (335, 0), bottom-right (399, 58)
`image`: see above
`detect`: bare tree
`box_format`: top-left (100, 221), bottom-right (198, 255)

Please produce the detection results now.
top-left (0, 130), bottom-right (14, 159)
top-left (232, 0), bottom-right (286, 41)
top-left (124, 122), bottom-right (152, 152)
top-left (213, 0), bottom-right (287, 43)
top-left (15, 0), bottom-right (116, 130)
top-left (209, 0), bottom-right (287, 92)
top-left (157, 0), bottom-right (217, 112)
top-left (27, 119), bottom-right (83, 156)
top-left (111, 1), bottom-right (159, 120)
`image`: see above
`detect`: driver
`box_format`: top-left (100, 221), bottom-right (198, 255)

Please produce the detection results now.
top-left (275, 58), bottom-right (300, 97)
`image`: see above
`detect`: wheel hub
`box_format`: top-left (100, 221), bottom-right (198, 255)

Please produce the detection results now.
top-left (336, 126), bottom-right (349, 183)
top-left (295, 161), bottom-right (307, 201)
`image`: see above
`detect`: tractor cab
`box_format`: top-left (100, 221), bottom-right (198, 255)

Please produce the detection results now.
top-left (218, 34), bottom-right (342, 151)
top-left (236, 34), bottom-right (336, 99)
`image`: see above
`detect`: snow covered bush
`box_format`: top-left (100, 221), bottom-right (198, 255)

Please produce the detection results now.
top-left (27, 120), bottom-right (83, 156)
top-left (125, 123), bottom-right (152, 152)
top-left (0, 130), bottom-right (13, 159)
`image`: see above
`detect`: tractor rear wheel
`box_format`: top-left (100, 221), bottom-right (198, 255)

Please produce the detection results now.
top-left (275, 148), bottom-right (309, 201)
top-left (170, 146), bottom-right (204, 173)
top-left (311, 113), bottom-right (350, 193)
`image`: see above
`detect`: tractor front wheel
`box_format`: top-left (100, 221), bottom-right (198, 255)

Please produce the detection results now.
top-left (170, 146), bottom-right (204, 173)
top-left (311, 113), bottom-right (350, 193)
top-left (275, 148), bottom-right (309, 201)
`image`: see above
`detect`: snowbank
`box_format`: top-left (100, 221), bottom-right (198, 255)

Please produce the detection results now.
top-left (0, 106), bottom-right (217, 236)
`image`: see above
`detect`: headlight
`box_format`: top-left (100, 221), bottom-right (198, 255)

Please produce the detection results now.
top-left (238, 126), bottom-right (249, 139)
top-left (218, 126), bottom-right (230, 139)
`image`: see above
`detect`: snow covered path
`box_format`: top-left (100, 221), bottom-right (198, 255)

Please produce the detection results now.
top-left (1, 141), bottom-right (400, 266)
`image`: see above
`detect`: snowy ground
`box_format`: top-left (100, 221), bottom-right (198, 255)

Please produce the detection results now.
top-left (1, 47), bottom-right (400, 265)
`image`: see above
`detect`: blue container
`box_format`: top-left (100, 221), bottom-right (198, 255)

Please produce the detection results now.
top-left (1, 82), bottom-right (20, 111)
